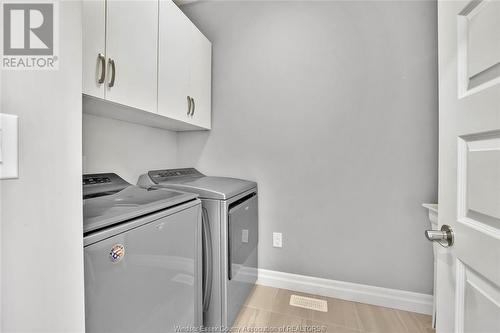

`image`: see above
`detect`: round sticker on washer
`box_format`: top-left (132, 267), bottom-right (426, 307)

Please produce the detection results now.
top-left (109, 244), bottom-right (125, 263)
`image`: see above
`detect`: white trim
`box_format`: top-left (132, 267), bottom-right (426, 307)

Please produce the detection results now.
top-left (257, 269), bottom-right (433, 315)
top-left (455, 260), bottom-right (466, 333)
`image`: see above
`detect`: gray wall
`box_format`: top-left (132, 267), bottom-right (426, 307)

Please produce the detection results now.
top-left (1, 2), bottom-right (85, 331)
top-left (179, 0), bottom-right (438, 294)
top-left (83, 114), bottom-right (178, 184)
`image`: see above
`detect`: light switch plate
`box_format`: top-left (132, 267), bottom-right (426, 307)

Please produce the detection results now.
top-left (0, 113), bottom-right (19, 180)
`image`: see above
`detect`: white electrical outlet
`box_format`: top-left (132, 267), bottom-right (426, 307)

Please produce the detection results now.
top-left (242, 229), bottom-right (249, 243)
top-left (273, 232), bottom-right (282, 248)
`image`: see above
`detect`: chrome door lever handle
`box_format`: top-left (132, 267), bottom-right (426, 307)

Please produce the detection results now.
top-left (425, 225), bottom-right (454, 248)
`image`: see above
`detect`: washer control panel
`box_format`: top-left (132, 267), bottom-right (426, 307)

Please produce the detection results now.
top-left (83, 176), bottom-right (112, 186)
top-left (82, 173), bottom-right (130, 198)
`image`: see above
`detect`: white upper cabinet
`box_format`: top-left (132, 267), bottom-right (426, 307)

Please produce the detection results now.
top-left (158, 0), bottom-right (192, 123)
top-left (83, 0), bottom-right (211, 131)
top-left (105, 0), bottom-right (158, 113)
top-left (188, 24), bottom-right (212, 129)
top-left (82, 0), bottom-right (106, 99)
top-left (158, 1), bottom-right (212, 129)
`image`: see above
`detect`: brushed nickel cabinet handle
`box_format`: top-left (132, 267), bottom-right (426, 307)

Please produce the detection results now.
top-left (187, 96), bottom-right (192, 115)
top-left (97, 53), bottom-right (106, 84)
top-left (108, 58), bottom-right (116, 88)
top-left (190, 97), bottom-right (195, 116)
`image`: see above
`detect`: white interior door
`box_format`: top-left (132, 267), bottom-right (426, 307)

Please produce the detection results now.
top-left (82, 0), bottom-right (106, 99)
top-left (158, 0), bottom-right (192, 122)
top-left (437, 1), bottom-right (500, 332)
top-left (106, 0), bottom-right (158, 113)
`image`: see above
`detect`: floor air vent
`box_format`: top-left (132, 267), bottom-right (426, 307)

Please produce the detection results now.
top-left (289, 294), bottom-right (328, 312)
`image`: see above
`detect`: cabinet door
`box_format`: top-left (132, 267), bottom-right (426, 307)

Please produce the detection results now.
top-left (158, 0), bottom-right (192, 123)
top-left (189, 25), bottom-right (212, 129)
top-left (83, 0), bottom-right (106, 99)
top-left (106, 0), bottom-right (158, 113)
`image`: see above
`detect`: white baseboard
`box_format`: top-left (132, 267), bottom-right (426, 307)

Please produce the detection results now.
top-left (257, 269), bottom-right (433, 315)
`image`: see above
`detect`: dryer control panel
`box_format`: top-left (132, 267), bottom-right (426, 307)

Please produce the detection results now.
top-left (148, 168), bottom-right (204, 183)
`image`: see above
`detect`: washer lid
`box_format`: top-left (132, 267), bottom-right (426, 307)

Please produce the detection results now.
top-left (83, 173), bottom-right (197, 233)
top-left (148, 169), bottom-right (256, 200)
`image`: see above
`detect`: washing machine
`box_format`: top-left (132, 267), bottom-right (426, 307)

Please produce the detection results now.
top-left (138, 168), bottom-right (258, 329)
top-left (83, 173), bottom-right (202, 333)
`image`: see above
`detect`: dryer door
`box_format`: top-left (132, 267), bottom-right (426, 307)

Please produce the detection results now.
top-left (227, 194), bottom-right (258, 326)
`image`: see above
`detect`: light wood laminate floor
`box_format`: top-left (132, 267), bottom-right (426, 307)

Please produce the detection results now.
top-left (233, 285), bottom-right (435, 333)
